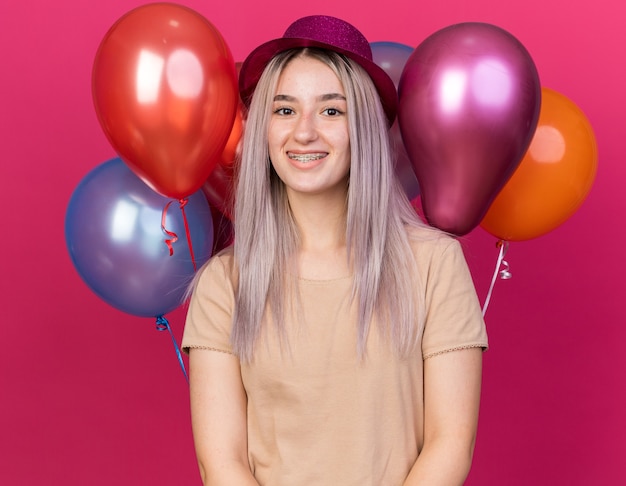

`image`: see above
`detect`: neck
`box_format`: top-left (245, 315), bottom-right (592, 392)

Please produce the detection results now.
top-left (287, 188), bottom-right (348, 252)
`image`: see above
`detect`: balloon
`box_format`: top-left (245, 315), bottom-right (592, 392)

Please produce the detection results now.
top-left (202, 103), bottom-right (243, 217)
top-left (65, 158), bottom-right (214, 317)
top-left (220, 101), bottom-right (244, 168)
top-left (398, 22), bottom-right (541, 235)
top-left (481, 88), bottom-right (598, 241)
top-left (203, 163), bottom-right (235, 218)
top-left (92, 3), bottom-right (238, 199)
top-left (371, 42), bottom-right (420, 201)
top-left (210, 204), bottom-right (234, 255)
top-left (371, 41), bottom-right (414, 86)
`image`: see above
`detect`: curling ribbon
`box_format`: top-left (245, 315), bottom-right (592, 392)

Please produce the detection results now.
top-left (482, 240), bottom-right (512, 317)
top-left (161, 199), bottom-right (197, 271)
top-left (156, 315), bottom-right (189, 384)
top-left (161, 200), bottom-right (178, 255)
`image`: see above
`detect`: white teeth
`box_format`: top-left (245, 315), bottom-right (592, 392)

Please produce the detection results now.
top-left (288, 153), bottom-right (325, 163)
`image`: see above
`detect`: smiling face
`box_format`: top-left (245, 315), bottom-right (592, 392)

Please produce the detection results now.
top-left (268, 54), bottom-right (351, 200)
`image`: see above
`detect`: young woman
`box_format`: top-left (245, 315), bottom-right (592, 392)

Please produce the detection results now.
top-left (183, 15), bottom-right (488, 486)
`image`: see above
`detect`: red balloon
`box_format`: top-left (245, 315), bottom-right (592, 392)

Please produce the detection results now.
top-left (202, 66), bottom-right (245, 218)
top-left (209, 203), bottom-right (234, 254)
top-left (92, 3), bottom-right (238, 199)
top-left (203, 163), bottom-right (235, 219)
top-left (398, 22), bottom-right (541, 235)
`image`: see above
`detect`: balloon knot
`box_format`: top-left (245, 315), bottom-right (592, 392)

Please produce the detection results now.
top-left (155, 315), bottom-right (168, 331)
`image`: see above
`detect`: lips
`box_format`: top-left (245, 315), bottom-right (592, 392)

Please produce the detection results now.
top-left (287, 152), bottom-right (327, 163)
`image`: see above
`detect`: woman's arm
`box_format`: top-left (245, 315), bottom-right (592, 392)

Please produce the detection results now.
top-left (189, 348), bottom-right (259, 486)
top-left (403, 347), bottom-right (483, 485)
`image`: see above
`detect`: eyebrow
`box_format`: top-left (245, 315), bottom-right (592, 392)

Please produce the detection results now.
top-left (273, 93), bottom-right (347, 102)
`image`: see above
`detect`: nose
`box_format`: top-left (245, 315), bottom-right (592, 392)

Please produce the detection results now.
top-left (293, 112), bottom-right (318, 144)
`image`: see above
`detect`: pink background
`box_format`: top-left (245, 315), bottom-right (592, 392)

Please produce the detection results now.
top-left (1, 0), bottom-right (624, 484)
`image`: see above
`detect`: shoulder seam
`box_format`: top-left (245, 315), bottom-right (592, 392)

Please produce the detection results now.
top-left (423, 343), bottom-right (487, 360)
top-left (185, 345), bottom-right (235, 356)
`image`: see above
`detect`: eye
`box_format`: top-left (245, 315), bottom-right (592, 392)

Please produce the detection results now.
top-left (323, 107), bottom-right (344, 117)
top-left (274, 107), bottom-right (294, 116)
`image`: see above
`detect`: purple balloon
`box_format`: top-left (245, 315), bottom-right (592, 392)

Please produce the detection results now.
top-left (65, 158), bottom-right (214, 317)
top-left (371, 41), bottom-right (414, 88)
top-left (371, 41), bottom-right (421, 201)
top-left (398, 22), bottom-right (541, 235)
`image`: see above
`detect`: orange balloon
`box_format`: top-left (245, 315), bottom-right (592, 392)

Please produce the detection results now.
top-left (92, 4), bottom-right (238, 199)
top-left (220, 105), bottom-right (243, 168)
top-left (480, 87), bottom-right (598, 241)
top-left (203, 104), bottom-right (244, 218)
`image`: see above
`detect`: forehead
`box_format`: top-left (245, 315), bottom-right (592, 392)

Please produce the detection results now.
top-left (275, 55), bottom-right (344, 93)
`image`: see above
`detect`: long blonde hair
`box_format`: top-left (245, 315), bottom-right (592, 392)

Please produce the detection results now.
top-left (232, 48), bottom-right (434, 362)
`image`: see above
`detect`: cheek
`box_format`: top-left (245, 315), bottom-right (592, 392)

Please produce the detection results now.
top-left (268, 124), bottom-right (287, 151)
top-left (333, 129), bottom-right (351, 156)
top-left (334, 124), bottom-right (350, 146)
top-left (267, 137), bottom-right (280, 162)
